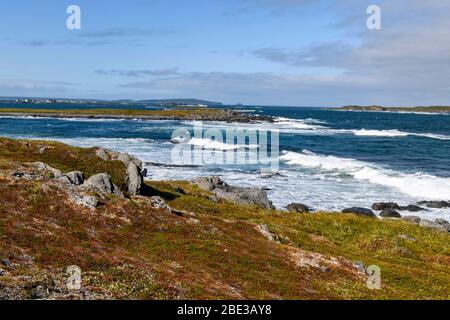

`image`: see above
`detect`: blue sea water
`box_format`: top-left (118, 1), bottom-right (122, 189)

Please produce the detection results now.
top-left (1, 104), bottom-right (449, 219)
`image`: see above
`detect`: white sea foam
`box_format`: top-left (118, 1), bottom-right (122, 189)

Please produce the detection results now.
top-left (273, 117), bottom-right (326, 130)
top-left (351, 129), bottom-right (450, 140)
top-left (186, 137), bottom-right (259, 150)
top-left (352, 129), bottom-right (409, 137)
top-left (280, 150), bottom-right (450, 200)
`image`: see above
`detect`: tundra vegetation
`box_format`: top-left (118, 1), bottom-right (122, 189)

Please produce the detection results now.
top-left (0, 137), bottom-right (448, 299)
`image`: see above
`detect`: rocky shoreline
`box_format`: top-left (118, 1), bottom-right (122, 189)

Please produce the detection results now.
top-left (8, 142), bottom-right (450, 234)
top-left (286, 201), bottom-right (450, 233)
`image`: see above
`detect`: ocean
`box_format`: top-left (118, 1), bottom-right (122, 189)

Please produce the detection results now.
top-left (1, 104), bottom-right (449, 220)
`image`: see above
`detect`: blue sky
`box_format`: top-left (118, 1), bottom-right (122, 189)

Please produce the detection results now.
top-left (1, 0), bottom-right (449, 106)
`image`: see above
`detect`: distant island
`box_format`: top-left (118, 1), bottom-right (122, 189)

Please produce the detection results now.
top-left (332, 105), bottom-right (450, 113)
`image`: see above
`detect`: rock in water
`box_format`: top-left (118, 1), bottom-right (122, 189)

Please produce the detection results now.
top-left (194, 176), bottom-right (275, 210)
top-left (417, 201), bottom-right (450, 209)
top-left (286, 203), bottom-right (310, 213)
top-left (399, 205), bottom-right (427, 212)
top-left (342, 207), bottom-right (375, 217)
top-left (379, 209), bottom-right (402, 218)
top-left (83, 173), bottom-right (124, 198)
top-left (372, 202), bottom-right (400, 211)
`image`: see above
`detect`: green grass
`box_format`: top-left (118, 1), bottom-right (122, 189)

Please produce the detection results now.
top-left (0, 137), bottom-right (127, 189)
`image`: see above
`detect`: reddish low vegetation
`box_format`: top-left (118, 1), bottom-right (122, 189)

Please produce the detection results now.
top-left (0, 137), bottom-right (449, 300)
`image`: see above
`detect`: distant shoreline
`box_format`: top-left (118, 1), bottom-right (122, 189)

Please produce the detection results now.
top-left (0, 107), bottom-right (273, 123)
top-left (330, 105), bottom-right (450, 114)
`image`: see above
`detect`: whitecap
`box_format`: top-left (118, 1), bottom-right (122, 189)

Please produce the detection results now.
top-left (280, 150), bottom-right (450, 200)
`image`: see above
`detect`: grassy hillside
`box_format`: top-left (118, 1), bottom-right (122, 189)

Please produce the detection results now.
top-left (0, 138), bottom-right (448, 299)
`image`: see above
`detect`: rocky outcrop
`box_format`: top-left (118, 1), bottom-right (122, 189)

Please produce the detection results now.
top-left (286, 203), bottom-right (310, 213)
top-left (342, 207), bottom-right (375, 217)
top-left (255, 224), bottom-right (279, 242)
top-left (69, 192), bottom-right (98, 209)
top-left (32, 162), bottom-right (62, 177)
top-left (126, 162), bottom-right (143, 196)
top-left (379, 209), bottom-right (401, 218)
top-left (94, 148), bottom-right (144, 195)
top-left (66, 171), bottom-right (84, 185)
top-left (58, 171), bottom-right (84, 185)
top-left (194, 176), bottom-right (275, 210)
top-left (83, 173), bottom-right (124, 198)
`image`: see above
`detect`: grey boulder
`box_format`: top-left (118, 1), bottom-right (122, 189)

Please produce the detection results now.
top-left (95, 148), bottom-right (110, 161)
top-left (126, 162), bottom-right (143, 195)
top-left (83, 173), bottom-right (124, 198)
top-left (64, 171), bottom-right (84, 185)
top-left (194, 176), bottom-right (275, 210)
top-left (419, 219), bottom-right (449, 232)
top-left (379, 209), bottom-right (402, 218)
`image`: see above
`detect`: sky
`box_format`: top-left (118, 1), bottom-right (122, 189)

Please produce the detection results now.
top-left (0, 0), bottom-right (449, 107)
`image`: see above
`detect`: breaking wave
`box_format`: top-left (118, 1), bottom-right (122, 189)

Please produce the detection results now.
top-left (280, 150), bottom-right (450, 200)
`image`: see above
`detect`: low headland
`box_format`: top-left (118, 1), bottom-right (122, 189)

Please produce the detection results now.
top-left (0, 137), bottom-right (449, 300)
top-left (332, 105), bottom-right (450, 113)
top-left (0, 107), bottom-right (273, 123)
